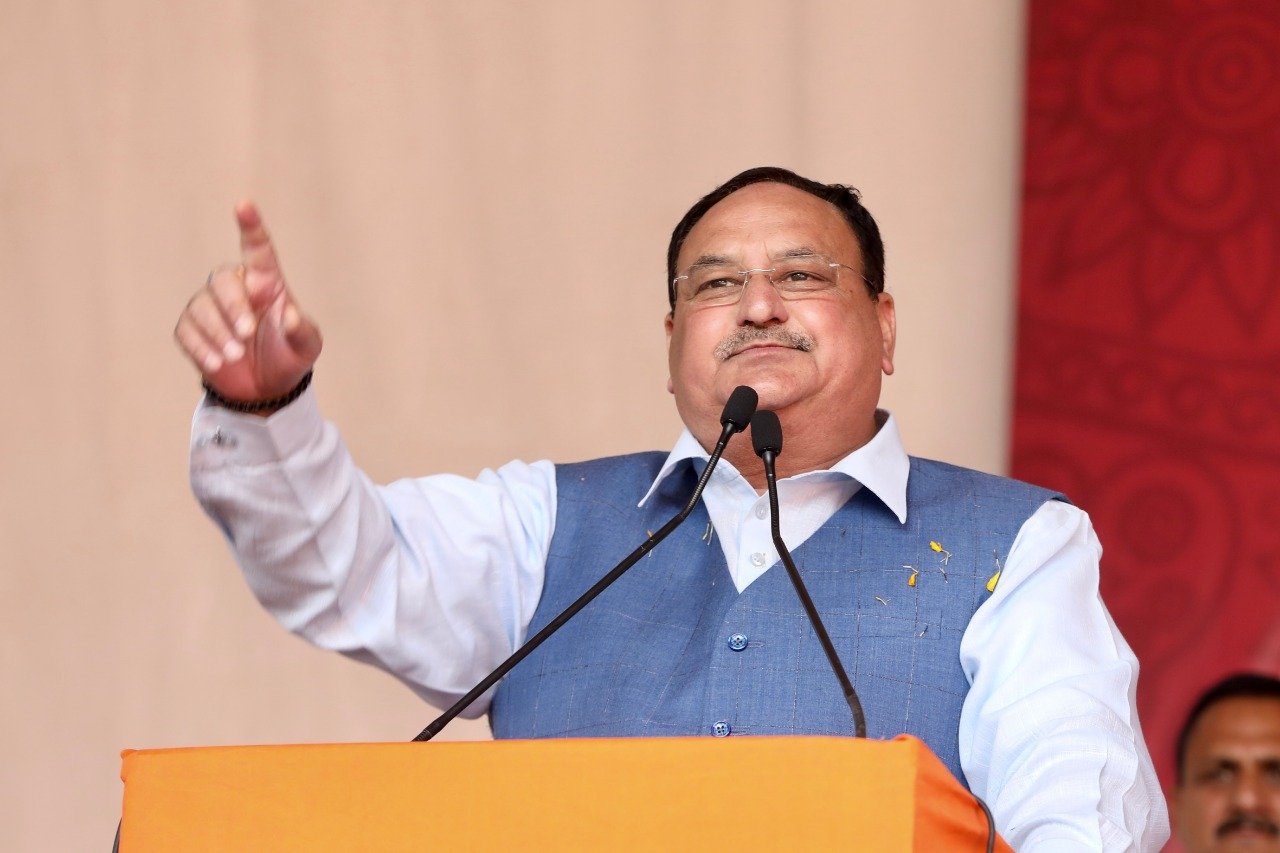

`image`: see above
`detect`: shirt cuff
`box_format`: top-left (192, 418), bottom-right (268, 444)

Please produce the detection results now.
top-left (190, 385), bottom-right (326, 468)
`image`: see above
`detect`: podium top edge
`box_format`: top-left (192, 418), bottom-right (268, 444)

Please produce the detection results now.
top-left (121, 733), bottom-right (927, 759)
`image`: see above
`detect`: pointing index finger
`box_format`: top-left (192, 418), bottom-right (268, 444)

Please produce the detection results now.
top-left (235, 200), bottom-right (282, 276)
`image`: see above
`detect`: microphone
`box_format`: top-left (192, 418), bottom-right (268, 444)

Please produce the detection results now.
top-left (750, 410), bottom-right (867, 739)
top-left (752, 412), bottom-right (998, 850)
top-left (413, 385), bottom-right (759, 741)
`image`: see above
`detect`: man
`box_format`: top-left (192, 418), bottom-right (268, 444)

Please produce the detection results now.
top-left (176, 166), bottom-right (1168, 849)
top-left (1174, 674), bottom-right (1280, 851)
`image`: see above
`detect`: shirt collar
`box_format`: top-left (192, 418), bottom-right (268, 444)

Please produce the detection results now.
top-left (637, 409), bottom-right (910, 523)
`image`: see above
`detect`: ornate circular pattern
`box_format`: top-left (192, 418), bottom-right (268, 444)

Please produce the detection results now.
top-left (1173, 14), bottom-right (1280, 132)
top-left (1093, 456), bottom-right (1238, 657)
top-left (1143, 136), bottom-right (1256, 232)
top-left (1079, 27), bottom-right (1168, 132)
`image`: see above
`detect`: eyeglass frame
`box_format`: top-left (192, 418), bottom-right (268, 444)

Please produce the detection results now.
top-left (669, 253), bottom-right (874, 307)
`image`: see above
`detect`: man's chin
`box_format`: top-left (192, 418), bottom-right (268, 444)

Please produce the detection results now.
top-left (720, 378), bottom-right (801, 414)
top-left (717, 365), bottom-right (807, 408)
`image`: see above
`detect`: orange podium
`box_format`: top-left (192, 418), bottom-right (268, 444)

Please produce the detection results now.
top-left (119, 734), bottom-right (1010, 851)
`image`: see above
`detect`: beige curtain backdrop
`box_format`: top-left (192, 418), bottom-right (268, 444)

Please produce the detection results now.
top-left (0, 1), bottom-right (1026, 848)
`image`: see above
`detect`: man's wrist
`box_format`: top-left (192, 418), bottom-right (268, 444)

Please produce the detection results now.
top-left (201, 370), bottom-right (314, 416)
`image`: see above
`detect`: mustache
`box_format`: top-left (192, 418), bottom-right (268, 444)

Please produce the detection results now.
top-left (1217, 814), bottom-right (1280, 839)
top-left (714, 327), bottom-right (814, 361)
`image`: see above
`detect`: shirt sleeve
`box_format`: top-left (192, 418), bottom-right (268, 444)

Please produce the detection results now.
top-left (188, 387), bottom-right (556, 716)
top-left (957, 500), bottom-right (1170, 852)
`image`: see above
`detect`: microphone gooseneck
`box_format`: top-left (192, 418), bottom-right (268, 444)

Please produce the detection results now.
top-left (412, 385), bottom-right (759, 741)
top-left (750, 410), bottom-right (868, 739)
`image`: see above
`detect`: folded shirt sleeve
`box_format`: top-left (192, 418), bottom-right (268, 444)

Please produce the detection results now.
top-left (189, 387), bottom-right (556, 715)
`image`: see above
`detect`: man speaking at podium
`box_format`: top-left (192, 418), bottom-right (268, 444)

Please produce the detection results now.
top-left (177, 167), bottom-right (1168, 850)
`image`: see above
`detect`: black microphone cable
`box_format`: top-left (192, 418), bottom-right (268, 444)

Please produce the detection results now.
top-left (751, 409), bottom-right (867, 738)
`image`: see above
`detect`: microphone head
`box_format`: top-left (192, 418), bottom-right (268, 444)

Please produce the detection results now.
top-left (720, 386), bottom-right (759, 433)
top-left (750, 410), bottom-right (783, 457)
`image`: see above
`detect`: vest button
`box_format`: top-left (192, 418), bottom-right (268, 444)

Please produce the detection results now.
top-left (712, 720), bottom-right (731, 737)
top-left (728, 633), bottom-right (748, 651)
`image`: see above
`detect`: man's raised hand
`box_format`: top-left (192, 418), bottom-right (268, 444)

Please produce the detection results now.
top-left (174, 202), bottom-right (322, 408)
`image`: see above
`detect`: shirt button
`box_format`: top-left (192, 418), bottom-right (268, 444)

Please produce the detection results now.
top-left (728, 633), bottom-right (748, 651)
top-left (750, 552), bottom-right (766, 567)
top-left (197, 427), bottom-right (238, 449)
top-left (712, 720), bottom-right (731, 737)
top-left (754, 505), bottom-right (768, 520)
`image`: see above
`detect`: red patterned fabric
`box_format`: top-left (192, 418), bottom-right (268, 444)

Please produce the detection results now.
top-left (1013, 0), bottom-right (1280, 789)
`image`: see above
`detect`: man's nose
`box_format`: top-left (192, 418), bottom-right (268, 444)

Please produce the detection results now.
top-left (735, 271), bottom-right (789, 326)
top-left (1230, 773), bottom-right (1265, 812)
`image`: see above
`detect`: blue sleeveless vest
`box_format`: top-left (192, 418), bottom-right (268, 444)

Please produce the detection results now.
top-left (490, 452), bottom-right (1062, 785)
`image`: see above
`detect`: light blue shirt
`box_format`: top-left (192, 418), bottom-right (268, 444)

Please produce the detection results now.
top-left (190, 388), bottom-right (1169, 852)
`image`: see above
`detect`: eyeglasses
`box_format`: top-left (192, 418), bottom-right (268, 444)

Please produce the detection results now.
top-left (671, 253), bottom-right (864, 307)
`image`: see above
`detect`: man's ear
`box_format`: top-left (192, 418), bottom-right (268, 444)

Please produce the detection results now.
top-left (877, 293), bottom-right (896, 376)
top-left (665, 311), bottom-right (675, 394)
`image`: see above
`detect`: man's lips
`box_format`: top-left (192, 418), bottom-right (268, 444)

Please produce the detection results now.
top-left (731, 341), bottom-right (797, 357)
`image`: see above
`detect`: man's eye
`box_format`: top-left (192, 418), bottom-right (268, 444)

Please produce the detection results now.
top-left (697, 277), bottom-right (738, 292)
top-left (1200, 767), bottom-right (1237, 785)
top-left (779, 269), bottom-right (833, 288)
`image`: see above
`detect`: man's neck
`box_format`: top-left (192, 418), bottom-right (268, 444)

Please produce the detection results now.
top-left (716, 412), bottom-right (879, 492)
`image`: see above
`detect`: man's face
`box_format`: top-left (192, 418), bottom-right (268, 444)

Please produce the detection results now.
top-left (1176, 697), bottom-right (1280, 852)
top-left (665, 182), bottom-right (895, 443)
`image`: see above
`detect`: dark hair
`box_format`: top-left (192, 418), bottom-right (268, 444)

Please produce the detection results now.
top-left (1176, 672), bottom-right (1280, 784)
top-left (666, 166), bottom-right (886, 310)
